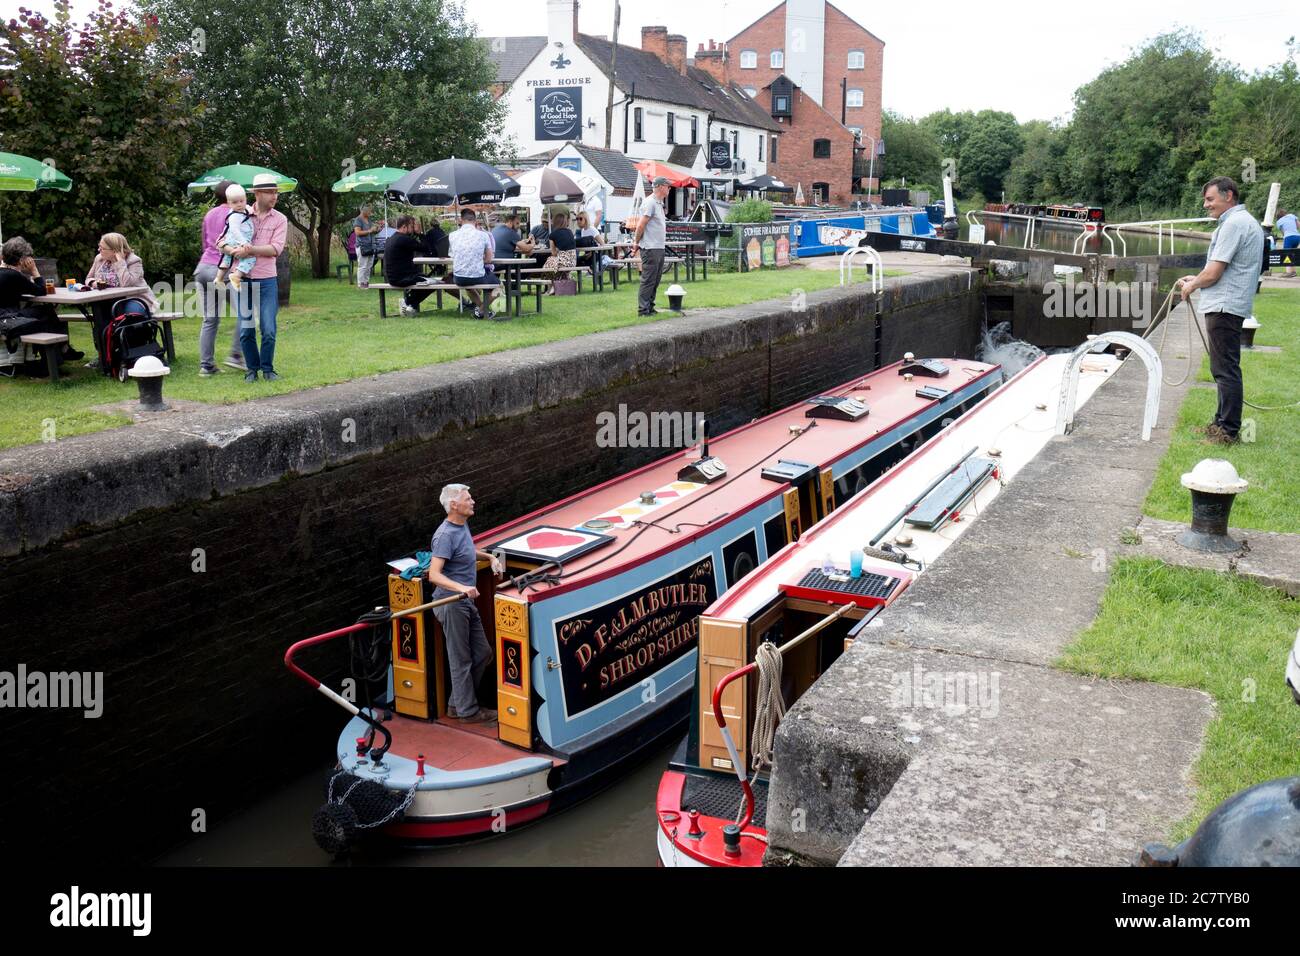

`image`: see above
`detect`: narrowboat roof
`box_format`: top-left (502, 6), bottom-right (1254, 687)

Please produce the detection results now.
top-left (706, 351), bottom-right (1122, 621)
top-left (478, 357), bottom-right (1001, 602)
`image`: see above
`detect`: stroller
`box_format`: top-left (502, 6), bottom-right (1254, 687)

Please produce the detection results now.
top-left (102, 297), bottom-right (166, 382)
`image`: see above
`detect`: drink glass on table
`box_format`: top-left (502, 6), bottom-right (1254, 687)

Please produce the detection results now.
top-left (45, 279), bottom-right (55, 294)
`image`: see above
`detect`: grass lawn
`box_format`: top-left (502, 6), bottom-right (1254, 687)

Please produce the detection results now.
top-left (0, 264), bottom-right (857, 451)
top-left (1143, 286), bottom-right (1300, 533)
top-left (1058, 558), bottom-right (1300, 840)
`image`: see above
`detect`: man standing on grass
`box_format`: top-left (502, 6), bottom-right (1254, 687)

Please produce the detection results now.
top-left (632, 176), bottom-right (671, 317)
top-left (1176, 176), bottom-right (1265, 445)
top-left (230, 173), bottom-right (288, 382)
top-left (1276, 206), bottom-right (1298, 279)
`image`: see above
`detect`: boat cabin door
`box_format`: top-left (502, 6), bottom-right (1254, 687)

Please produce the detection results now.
top-left (782, 466), bottom-right (836, 543)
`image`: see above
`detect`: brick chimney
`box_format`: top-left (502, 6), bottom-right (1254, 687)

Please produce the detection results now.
top-left (694, 39), bottom-right (726, 84)
top-left (641, 25), bottom-right (668, 61)
top-left (666, 34), bottom-right (687, 75)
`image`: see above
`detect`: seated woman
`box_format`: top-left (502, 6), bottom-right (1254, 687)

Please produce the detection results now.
top-left (539, 213), bottom-right (577, 294)
top-left (0, 236), bottom-right (83, 368)
top-left (83, 233), bottom-right (158, 368)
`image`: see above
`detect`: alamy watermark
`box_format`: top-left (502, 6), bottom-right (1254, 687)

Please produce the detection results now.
top-left (889, 663), bottom-right (1001, 718)
top-left (595, 404), bottom-right (704, 448)
top-left (1043, 275), bottom-right (1156, 327)
top-left (0, 664), bottom-right (103, 718)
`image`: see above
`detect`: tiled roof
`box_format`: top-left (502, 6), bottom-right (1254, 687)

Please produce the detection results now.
top-left (576, 35), bottom-right (783, 133)
top-left (482, 36), bottom-right (547, 85)
top-left (667, 144), bottom-right (704, 169)
top-left (570, 143), bottom-right (641, 190)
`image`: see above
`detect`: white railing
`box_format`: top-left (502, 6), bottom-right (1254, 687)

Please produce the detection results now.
top-left (967, 209), bottom-right (1038, 249)
top-left (1071, 222), bottom-right (1115, 256)
top-left (840, 244), bottom-right (882, 293)
top-left (1101, 218), bottom-right (1214, 257)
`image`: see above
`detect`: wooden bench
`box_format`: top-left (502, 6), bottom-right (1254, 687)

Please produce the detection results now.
top-left (366, 281), bottom-right (540, 317)
top-left (20, 332), bottom-right (68, 382)
top-left (520, 263), bottom-right (602, 293)
top-left (613, 256), bottom-right (684, 285)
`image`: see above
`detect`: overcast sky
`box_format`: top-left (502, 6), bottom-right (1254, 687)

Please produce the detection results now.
top-left (3, 0), bottom-right (1294, 122)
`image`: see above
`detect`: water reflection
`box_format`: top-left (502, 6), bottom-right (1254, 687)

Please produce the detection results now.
top-left (158, 740), bottom-right (676, 867)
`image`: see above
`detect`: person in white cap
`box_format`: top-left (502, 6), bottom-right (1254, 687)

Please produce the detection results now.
top-left (230, 173), bottom-right (288, 382)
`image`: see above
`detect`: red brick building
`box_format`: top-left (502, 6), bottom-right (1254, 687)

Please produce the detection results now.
top-left (697, 0), bottom-right (884, 203)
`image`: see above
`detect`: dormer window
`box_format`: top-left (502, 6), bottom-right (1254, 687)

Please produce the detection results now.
top-left (770, 76), bottom-right (793, 119)
top-left (740, 49), bottom-right (757, 69)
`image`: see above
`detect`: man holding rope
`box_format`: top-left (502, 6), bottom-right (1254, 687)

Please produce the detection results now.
top-left (1176, 176), bottom-right (1265, 445)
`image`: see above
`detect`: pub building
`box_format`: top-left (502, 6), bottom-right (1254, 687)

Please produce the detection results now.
top-left (484, 0), bottom-right (782, 217)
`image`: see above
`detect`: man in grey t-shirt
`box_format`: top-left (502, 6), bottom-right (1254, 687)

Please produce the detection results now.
top-left (633, 176), bottom-right (671, 316)
top-left (1177, 176), bottom-right (1265, 444)
top-left (427, 483), bottom-right (505, 722)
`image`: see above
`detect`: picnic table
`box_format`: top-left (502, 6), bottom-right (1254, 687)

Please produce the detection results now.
top-left (23, 285), bottom-right (175, 369)
top-left (664, 239), bottom-right (708, 281)
top-left (413, 256), bottom-right (542, 318)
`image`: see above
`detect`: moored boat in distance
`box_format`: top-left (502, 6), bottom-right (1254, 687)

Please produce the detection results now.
top-left (284, 354), bottom-right (1003, 854)
top-left (984, 202), bottom-right (1105, 226)
top-left (655, 349), bottom-right (1124, 867)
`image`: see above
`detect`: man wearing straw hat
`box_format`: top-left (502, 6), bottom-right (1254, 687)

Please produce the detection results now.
top-left (229, 173), bottom-right (287, 382)
top-left (632, 176), bottom-right (671, 316)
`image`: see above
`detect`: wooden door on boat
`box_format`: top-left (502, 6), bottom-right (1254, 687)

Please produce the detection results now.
top-left (697, 618), bottom-right (748, 773)
top-left (494, 593), bottom-right (532, 749)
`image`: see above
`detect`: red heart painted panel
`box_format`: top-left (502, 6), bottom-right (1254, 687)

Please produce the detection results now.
top-left (525, 530), bottom-right (589, 551)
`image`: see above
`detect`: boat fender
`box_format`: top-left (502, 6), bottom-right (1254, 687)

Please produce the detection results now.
top-left (311, 769), bottom-right (416, 856)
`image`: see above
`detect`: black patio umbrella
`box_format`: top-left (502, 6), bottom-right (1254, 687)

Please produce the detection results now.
top-left (737, 174), bottom-right (794, 193)
top-left (385, 157), bottom-right (521, 206)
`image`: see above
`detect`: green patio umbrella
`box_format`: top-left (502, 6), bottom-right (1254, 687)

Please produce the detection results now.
top-left (186, 164), bottom-right (298, 195)
top-left (331, 166), bottom-right (408, 193)
top-left (0, 150), bottom-right (74, 243)
top-left (332, 166), bottom-right (408, 222)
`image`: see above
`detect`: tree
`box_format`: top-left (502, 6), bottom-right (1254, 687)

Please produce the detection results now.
top-left (1066, 30), bottom-right (1225, 212)
top-left (957, 110), bottom-right (1022, 201)
top-left (0, 0), bottom-right (199, 276)
top-left (879, 111), bottom-right (940, 187)
top-left (1189, 47), bottom-right (1300, 213)
top-left (143, 0), bottom-right (507, 277)
top-left (1004, 121), bottom-right (1068, 204)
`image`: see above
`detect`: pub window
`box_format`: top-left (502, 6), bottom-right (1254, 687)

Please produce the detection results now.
top-left (634, 107), bottom-right (643, 141)
top-left (667, 111), bottom-right (675, 144)
top-left (846, 88), bottom-right (864, 108)
top-left (758, 134), bottom-right (764, 162)
top-left (848, 49), bottom-right (865, 69)
top-left (691, 115), bottom-right (698, 144)
top-left (813, 138), bottom-right (831, 158)
top-left (731, 130), bottom-right (738, 157)
top-left (770, 135), bottom-right (778, 163)
top-left (770, 49), bottom-right (784, 68)
top-left (740, 49), bottom-right (757, 69)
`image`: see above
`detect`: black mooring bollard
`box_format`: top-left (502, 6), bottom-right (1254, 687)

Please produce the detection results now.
top-left (128, 355), bottom-right (171, 412)
top-left (1176, 459), bottom-right (1247, 553)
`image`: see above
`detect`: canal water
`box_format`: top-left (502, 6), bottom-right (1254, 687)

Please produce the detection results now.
top-left (959, 217), bottom-right (1209, 258)
top-left (159, 740), bottom-right (676, 866)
